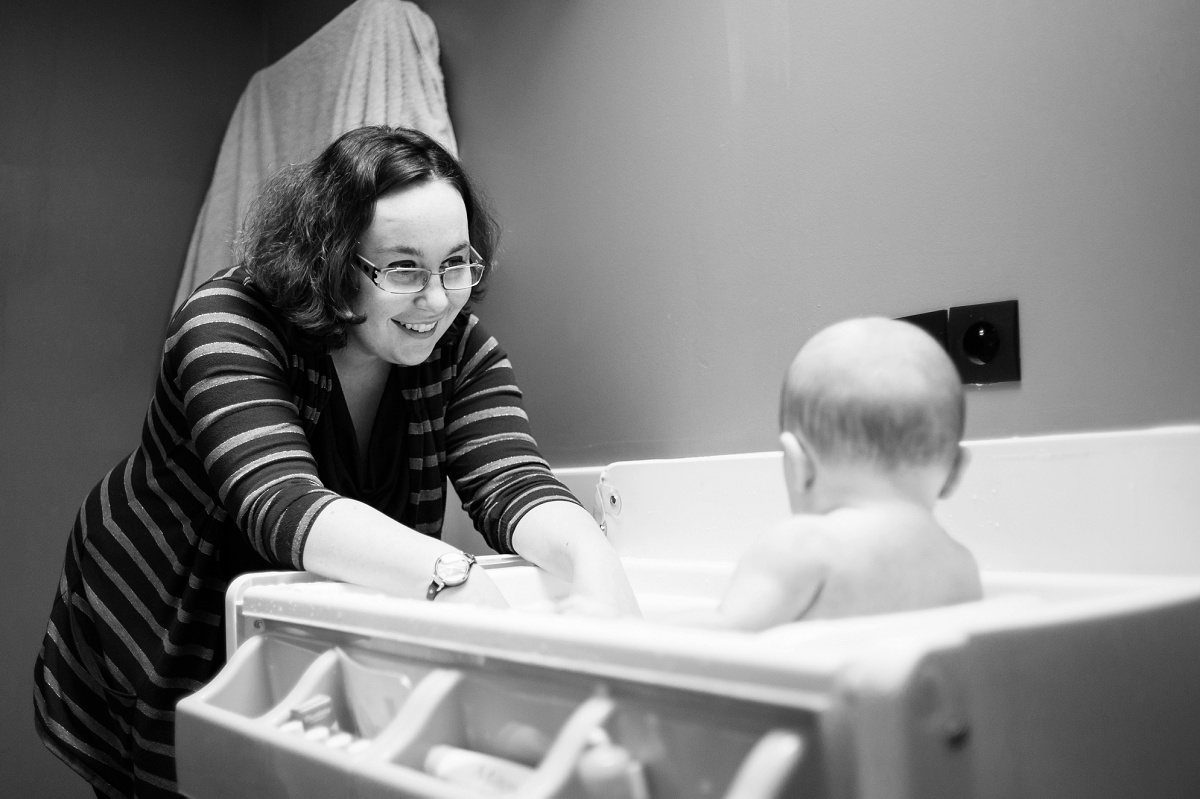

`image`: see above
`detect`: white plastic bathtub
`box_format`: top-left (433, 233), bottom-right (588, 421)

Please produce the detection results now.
top-left (176, 426), bottom-right (1200, 799)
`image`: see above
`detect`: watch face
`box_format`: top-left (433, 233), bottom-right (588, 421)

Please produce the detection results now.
top-left (435, 553), bottom-right (474, 586)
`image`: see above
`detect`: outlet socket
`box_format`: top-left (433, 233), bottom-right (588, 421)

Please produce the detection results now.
top-left (897, 309), bottom-right (949, 352)
top-left (947, 300), bottom-right (1020, 384)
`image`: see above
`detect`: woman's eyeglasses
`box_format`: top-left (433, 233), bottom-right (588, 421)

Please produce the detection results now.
top-left (357, 246), bottom-right (485, 294)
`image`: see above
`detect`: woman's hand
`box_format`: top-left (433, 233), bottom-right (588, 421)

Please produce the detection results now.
top-left (511, 500), bottom-right (642, 617)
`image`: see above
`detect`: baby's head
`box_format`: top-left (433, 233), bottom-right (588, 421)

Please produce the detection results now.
top-left (779, 317), bottom-right (966, 509)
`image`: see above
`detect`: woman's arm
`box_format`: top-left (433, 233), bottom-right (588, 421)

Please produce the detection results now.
top-left (302, 497), bottom-right (508, 607)
top-left (443, 316), bottom-right (638, 614)
top-left (510, 500), bottom-right (641, 617)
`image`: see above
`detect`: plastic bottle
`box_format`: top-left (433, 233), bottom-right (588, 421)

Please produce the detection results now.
top-left (289, 694), bottom-right (334, 728)
top-left (577, 742), bottom-right (651, 799)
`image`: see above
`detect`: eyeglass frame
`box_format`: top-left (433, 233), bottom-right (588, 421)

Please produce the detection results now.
top-left (355, 245), bottom-right (486, 294)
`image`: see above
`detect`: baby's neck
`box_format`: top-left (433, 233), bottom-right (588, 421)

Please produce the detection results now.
top-left (803, 464), bottom-right (943, 514)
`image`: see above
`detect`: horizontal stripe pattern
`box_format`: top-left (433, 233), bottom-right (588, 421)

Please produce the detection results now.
top-left (35, 267), bottom-right (578, 795)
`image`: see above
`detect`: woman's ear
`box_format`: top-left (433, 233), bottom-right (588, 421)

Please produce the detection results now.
top-left (938, 445), bottom-right (971, 499)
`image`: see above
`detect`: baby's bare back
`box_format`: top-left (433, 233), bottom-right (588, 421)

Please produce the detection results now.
top-left (798, 505), bottom-right (982, 621)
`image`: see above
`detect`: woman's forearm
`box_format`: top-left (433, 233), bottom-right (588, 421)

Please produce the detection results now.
top-left (510, 500), bottom-right (642, 616)
top-left (301, 497), bottom-right (507, 606)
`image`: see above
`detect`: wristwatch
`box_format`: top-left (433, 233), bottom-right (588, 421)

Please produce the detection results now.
top-left (426, 551), bottom-right (477, 600)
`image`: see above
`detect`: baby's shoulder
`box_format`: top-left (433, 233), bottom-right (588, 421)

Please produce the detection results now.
top-left (805, 509), bottom-right (982, 617)
top-left (751, 515), bottom-right (838, 570)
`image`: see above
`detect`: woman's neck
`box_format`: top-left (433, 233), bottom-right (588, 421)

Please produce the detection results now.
top-left (330, 348), bottom-right (392, 466)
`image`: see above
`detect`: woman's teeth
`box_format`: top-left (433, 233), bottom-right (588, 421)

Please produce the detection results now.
top-left (401, 320), bottom-right (437, 333)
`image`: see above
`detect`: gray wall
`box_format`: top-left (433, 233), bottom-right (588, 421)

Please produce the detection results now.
top-left (415, 0), bottom-right (1200, 465)
top-left (0, 2), bottom-right (265, 795)
top-left (422, 0), bottom-right (1200, 463)
top-left (3, 0), bottom-right (1198, 794)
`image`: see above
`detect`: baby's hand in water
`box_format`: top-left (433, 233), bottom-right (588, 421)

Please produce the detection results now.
top-left (553, 594), bottom-right (622, 619)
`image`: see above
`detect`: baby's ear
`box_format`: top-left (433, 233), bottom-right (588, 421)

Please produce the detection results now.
top-left (779, 431), bottom-right (816, 496)
top-left (938, 445), bottom-right (970, 499)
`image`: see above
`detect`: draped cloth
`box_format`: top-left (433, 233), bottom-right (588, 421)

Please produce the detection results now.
top-left (173, 0), bottom-right (457, 309)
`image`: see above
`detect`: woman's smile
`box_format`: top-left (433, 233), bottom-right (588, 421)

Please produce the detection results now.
top-left (397, 319), bottom-right (439, 334)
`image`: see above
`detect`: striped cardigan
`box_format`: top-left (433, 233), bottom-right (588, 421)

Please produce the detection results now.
top-left (33, 268), bottom-right (578, 797)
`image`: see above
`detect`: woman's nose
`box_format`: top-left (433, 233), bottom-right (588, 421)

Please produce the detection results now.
top-left (416, 275), bottom-right (451, 310)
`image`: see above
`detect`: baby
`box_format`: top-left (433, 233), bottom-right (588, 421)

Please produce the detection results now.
top-left (682, 316), bottom-right (982, 631)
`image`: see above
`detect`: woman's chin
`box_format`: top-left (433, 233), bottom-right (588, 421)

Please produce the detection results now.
top-left (389, 342), bottom-right (440, 366)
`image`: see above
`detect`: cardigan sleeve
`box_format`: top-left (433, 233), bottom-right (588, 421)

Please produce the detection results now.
top-left (444, 315), bottom-right (582, 554)
top-left (164, 278), bottom-right (339, 569)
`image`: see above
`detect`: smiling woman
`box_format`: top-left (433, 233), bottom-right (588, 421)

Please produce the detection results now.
top-left (32, 126), bottom-right (640, 799)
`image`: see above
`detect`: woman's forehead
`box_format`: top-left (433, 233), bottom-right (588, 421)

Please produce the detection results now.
top-left (364, 181), bottom-right (468, 253)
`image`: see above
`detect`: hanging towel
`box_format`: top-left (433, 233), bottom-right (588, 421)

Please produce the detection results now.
top-left (174, 0), bottom-right (456, 308)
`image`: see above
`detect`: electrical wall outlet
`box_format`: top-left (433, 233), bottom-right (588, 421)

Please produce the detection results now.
top-left (946, 299), bottom-right (1020, 384)
top-left (897, 309), bottom-right (949, 352)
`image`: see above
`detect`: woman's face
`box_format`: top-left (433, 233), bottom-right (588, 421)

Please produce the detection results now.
top-left (346, 180), bottom-right (473, 367)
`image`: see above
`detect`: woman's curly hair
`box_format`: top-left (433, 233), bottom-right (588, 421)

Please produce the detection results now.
top-left (237, 126), bottom-right (498, 349)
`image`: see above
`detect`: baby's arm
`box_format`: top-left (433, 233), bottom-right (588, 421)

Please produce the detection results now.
top-left (674, 519), bottom-right (828, 632)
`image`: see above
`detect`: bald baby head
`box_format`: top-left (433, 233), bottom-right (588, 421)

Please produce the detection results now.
top-left (781, 317), bottom-right (964, 471)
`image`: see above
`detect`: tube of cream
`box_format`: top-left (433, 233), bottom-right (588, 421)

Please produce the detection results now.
top-left (424, 744), bottom-right (535, 794)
